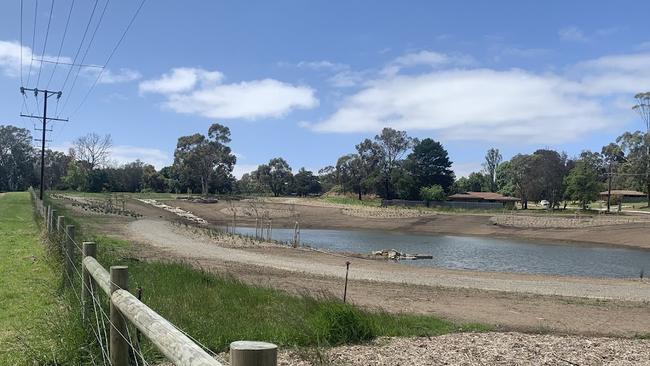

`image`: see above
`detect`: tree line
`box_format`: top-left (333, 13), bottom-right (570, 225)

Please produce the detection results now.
top-left (1, 123), bottom-right (648, 208)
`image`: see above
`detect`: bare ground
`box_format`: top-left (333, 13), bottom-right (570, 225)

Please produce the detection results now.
top-left (52, 195), bottom-right (650, 364)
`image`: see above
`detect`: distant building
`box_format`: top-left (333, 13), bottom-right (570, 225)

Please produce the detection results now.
top-left (448, 191), bottom-right (520, 209)
top-left (599, 190), bottom-right (646, 202)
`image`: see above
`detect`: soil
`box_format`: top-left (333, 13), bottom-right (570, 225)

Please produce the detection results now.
top-left (53, 195), bottom-right (650, 339)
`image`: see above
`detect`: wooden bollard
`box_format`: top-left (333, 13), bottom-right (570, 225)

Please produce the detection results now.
top-left (230, 341), bottom-right (277, 366)
top-left (64, 225), bottom-right (75, 282)
top-left (110, 266), bottom-right (129, 366)
top-left (81, 242), bottom-right (97, 321)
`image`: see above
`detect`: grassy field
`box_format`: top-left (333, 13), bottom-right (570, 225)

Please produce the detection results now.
top-left (46, 193), bottom-right (490, 362)
top-left (0, 192), bottom-right (87, 365)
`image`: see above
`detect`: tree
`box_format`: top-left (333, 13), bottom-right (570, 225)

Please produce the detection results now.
top-left (0, 125), bottom-right (35, 191)
top-left (336, 154), bottom-right (365, 199)
top-left (254, 158), bottom-right (293, 197)
top-left (420, 184), bottom-right (445, 202)
top-left (617, 131), bottom-right (650, 206)
top-left (406, 138), bottom-right (454, 194)
top-left (173, 123), bottom-right (236, 195)
top-left (564, 158), bottom-right (602, 210)
top-left (601, 143), bottom-right (625, 212)
top-left (317, 165), bottom-right (337, 193)
top-left (72, 133), bottom-right (112, 170)
top-left (483, 148), bottom-right (502, 192)
top-left (293, 168), bottom-right (322, 196)
top-left (632, 92), bottom-right (650, 206)
top-left (453, 172), bottom-right (488, 192)
top-left (374, 128), bottom-right (413, 199)
top-left (37, 149), bottom-right (72, 190)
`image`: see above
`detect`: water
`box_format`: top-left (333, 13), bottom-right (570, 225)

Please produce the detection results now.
top-left (234, 227), bottom-right (650, 278)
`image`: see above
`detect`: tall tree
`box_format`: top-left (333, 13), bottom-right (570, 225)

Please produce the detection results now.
top-left (72, 133), bottom-right (112, 170)
top-left (336, 154), bottom-right (364, 199)
top-left (0, 125), bottom-right (35, 191)
top-left (293, 168), bottom-right (322, 196)
top-left (374, 128), bottom-right (413, 199)
top-left (173, 123), bottom-right (236, 195)
top-left (483, 148), bottom-right (502, 192)
top-left (617, 131), bottom-right (650, 203)
top-left (406, 138), bottom-right (455, 193)
top-left (601, 143), bottom-right (625, 212)
top-left (254, 157), bottom-right (293, 197)
top-left (564, 158), bottom-right (602, 210)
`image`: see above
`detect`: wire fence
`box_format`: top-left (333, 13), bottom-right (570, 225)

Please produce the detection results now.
top-left (31, 189), bottom-right (232, 366)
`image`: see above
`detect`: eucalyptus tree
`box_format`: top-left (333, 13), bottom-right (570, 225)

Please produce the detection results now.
top-left (632, 92), bottom-right (650, 205)
top-left (173, 123), bottom-right (236, 196)
top-left (483, 148), bottom-right (502, 192)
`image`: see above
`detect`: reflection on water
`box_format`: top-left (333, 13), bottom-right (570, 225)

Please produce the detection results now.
top-left (234, 226), bottom-right (650, 278)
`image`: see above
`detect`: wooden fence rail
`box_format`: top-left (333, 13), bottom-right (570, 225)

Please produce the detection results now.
top-left (30, 189), bottom-right (277, 366)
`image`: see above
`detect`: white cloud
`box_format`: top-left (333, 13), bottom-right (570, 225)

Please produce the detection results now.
top-left (381, 50), bottom-right (473, 76)
top-left (558, 26), bottom-right (589, 42)
top-left (98, 68), bottom-right (142, 84)
top-left (50, 143), bottom-right (171, 169)
top-left (141, 68), bottom-right (318, 120)
top-left (139, 67), bottom-right (223, 94)
top-left (0, 40), bottom-right (139, 85)
top-left (306, 50), bottom-right (650, 143)
top-left (108, 145), bottom-right (171, 169)
top-left (297, 60), bottom-right (348, 71)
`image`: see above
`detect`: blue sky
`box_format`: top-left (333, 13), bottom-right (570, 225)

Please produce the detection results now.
top-left (1, 1), bottom-right (650, 177)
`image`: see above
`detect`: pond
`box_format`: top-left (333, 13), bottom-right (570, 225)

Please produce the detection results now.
top-left (234, 227), bottom-right (650, 278)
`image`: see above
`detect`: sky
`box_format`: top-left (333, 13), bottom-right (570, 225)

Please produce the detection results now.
top-left (1, 0), bottom-right (650, 178)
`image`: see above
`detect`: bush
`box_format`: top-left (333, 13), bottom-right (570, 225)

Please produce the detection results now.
top-left (420, 184), bottom-right (446, 202)
top-left (308, 301), bottom-right (374, 345)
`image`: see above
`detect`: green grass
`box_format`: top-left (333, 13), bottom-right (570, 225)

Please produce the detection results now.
top-left (320, 196), bottom-right (382, 207)
top-left (44, 192), bottom-right (490, 360)
top-left (0, 192), bottom-right (88, 365)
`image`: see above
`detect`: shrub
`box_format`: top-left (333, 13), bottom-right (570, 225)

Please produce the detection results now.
top-left (420, 184), bottom-right (446, 202)
top-left (308, 301), bottom-right (374, 346)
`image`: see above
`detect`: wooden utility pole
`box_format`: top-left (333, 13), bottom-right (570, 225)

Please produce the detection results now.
top-left (20, 87), bottom-right (67, 200)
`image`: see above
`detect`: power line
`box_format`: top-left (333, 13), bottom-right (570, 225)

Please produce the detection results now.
top-left (25, 0), bottom-right (38, 87)
top-left (35, 0), bottom-right (56, 88)
top-left (59, 0), bottom-right (111, 115)
top-left (46, 0), bottom-right (76, 90)
top-left (59, 0), bottom-right (100, 95)
top-left (69, 0), bottom-right (147, 118)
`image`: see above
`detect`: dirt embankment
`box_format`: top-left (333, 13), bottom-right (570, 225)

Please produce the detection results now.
top-left (170, 198), bottom-right (650, 249)
top-left (127, 219), bottom-right (650, 337)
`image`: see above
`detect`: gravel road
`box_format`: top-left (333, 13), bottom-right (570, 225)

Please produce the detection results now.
top-left (128, 219), bottom-right (650, 302)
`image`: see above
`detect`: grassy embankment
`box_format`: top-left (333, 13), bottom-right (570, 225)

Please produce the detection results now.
top-left (0, 192), bottom-right (88, 365)
top-left (46, 193), bottom-right (490, 362)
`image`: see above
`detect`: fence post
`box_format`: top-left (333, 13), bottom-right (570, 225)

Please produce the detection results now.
top-left (110, 266), bottom-right (129, 366)
top-left (81, 242), bottom-right (97, 321)
top-left (46, 205), bottom-right (52, 232)
top-left (57, 216), bottom-right (65, 237)
top-left (64, 225), bottom-right (75, 282)
top-left (230, 341), bottom-right (278, 366)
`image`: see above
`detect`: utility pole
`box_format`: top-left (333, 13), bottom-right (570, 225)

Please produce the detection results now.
top-left (20, 87), bottom-right (67, 200)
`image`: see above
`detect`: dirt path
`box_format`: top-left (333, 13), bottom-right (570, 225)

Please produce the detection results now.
top-left (127, 219), bottom-right (650, 336)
